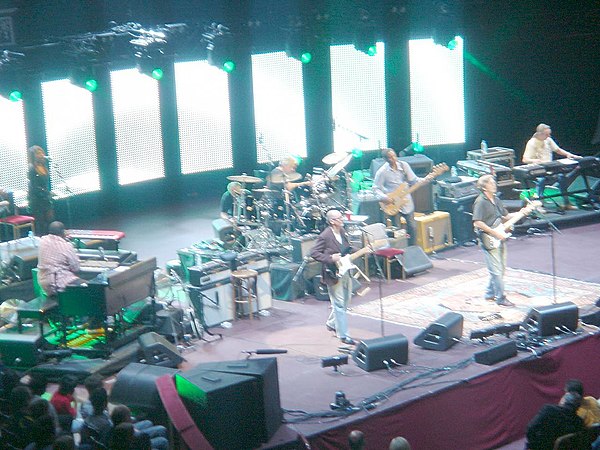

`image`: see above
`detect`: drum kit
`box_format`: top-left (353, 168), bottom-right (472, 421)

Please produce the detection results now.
top-left (224, 152), bottom-right (356, 248)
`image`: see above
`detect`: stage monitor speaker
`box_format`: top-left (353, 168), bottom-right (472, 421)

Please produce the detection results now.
top-left (192, 357), bottom-right (282, 444)
top-left (353, 334), bottom-right (409, 372)
top-left (109, 362), bottom-right (180, 425)
top-left (174, 369), bottom-right (263, 450)
top-left (270, 263), bottom-right (304, 301)
top-left (155, 309), bottom-right (184, 340)
top-left (291, 234), bottom-right (318, 263)
top-left (435, 194), bottom-right (478, 244)
top-left (211, 218), bottom-right (237, 248)
top-left (523, 302), bottom-right (579, 337)
top-left (414, 312), bottom-right (464, 351)
top-left (394, 245), bottom-right (433, 277)
top-left (138, 332), bottom-right (185, 368)
top-left (10, 253), bottom-right (38, 281)
top-left (0, 333), bottom-right (43, 368)
top-left (580, 310), bottom-right (600, 327)
top-left (474, 341), bottom-right (518, 365)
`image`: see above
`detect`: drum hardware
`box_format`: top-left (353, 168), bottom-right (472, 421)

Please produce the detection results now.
top-left (226, 174), bottom-right (263, 184)
top-left (322, 152), bottom-right (348, 165)
top-left (267, 171), bottom-right (303, 183)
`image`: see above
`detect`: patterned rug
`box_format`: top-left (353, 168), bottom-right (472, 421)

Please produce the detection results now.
top-left (350, 268), bottom-right (600, 334)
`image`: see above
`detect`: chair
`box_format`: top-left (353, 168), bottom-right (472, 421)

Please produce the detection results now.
top-left (231, 268), bottom-right (259, 320)
top-left (361, 223), bottom-right (405, 280)
top-left (0, 194), bottom-right (35, 241)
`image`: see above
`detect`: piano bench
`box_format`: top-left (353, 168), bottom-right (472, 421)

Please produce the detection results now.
top-left (17, 296), bottom-right (58, 335)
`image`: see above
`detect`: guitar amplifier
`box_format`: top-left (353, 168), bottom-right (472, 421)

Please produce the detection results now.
top-left (414, 211), bottom-right (453, 253)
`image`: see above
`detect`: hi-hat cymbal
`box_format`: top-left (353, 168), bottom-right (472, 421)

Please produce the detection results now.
top-left (322, 152), bottom-right (347, 165)
top-left (227, 174), bottom-right (263, 183)
top-left (252, 188), bottom-right (276, 193)
top-left (268, 172), bottom-right (302, 183)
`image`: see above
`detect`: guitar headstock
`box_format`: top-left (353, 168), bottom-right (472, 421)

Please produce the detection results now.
top-left (429, 163), bottom-right (449, 178)
top-left (522, 200), bottom-right (543, 214)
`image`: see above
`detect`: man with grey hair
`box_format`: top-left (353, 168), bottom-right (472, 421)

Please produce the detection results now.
top-left (522, 123), bottom-right (581, 211)
top-left (310, 208), bottom-right (358, 345)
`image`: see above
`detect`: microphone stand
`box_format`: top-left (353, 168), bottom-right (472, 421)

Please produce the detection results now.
top-left (362, 229), bottom-right (386, 337)
top-left (49, 161), bottom-right (75, 228)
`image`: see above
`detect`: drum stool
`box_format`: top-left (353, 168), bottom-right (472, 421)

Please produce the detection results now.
top-left (231, 269), bottom-right (259, 320)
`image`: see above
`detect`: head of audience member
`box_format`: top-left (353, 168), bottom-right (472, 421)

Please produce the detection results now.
top-left (109, 422), bottom-right (138, 450)
top-left (559, 392), bottom-right (583, 413)
top-left (28, 397), bottom-right (51, 419)
top-left (389, 436), bottom-right (412, 450)
top-left (48, 221), bottom-right (66, 238)
top-left (534, 123), bottom-right (552, 140)
top-left (57, 374), bottom-right (77, 396)
top-left (83, 374), bottom-right (103, 395)
top-left (10, 385), bottom-right (32, 414)
top-left (27, 372), bottom-right (49, 397)
top-left (53, 434), bottom-right (76, 450)
top-left (30, 414), bottom-right (56, 448)
top-left (564, 379), bottom-right (584, 396)
top-left (348, 430), bottom-right (365, 450)
top-left (90, 387), bottom-right (108, 415)
top-left (111, 404), bottom-right (133, 426)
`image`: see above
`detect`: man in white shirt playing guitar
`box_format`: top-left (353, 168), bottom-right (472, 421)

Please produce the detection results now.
top-left (472, 175), bottom-right (539, 308)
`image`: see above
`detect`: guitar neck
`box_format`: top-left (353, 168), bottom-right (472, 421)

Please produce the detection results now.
top-left (501, 208), bottom-right (531, 232)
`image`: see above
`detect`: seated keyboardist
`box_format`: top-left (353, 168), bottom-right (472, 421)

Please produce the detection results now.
top-left (522, 123), bottom-right (581, 211)
top-left (37, 221), bottom-right (85, 296)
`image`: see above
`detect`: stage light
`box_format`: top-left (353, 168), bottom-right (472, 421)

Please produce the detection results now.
top-left (285, 32), bottom-right (313, 64)
top-left (135, 52), bottom-right (166, 80)
top-left (351, 148), bottom-right (363, 158)
top-left (205, 23), bottom-right (237, 73)
top-left (354, 26), bottom-right (378, 56)
top-left (0, 63), bottom-right (23, 101)
top-left (69, 65), bottom-right (99, 92)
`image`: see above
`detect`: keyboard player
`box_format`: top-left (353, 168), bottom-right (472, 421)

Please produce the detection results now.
top-left (37, 221), bottom-right (85, 296)
top-left (522, 123), bottom-right (581, 211)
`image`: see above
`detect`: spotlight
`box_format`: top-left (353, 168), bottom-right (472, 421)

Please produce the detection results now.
top-left (321, 354), bottom-right (348, 372)
top-left (285, 32), bottom-right (313, 64)
top-left (69, 65), bottom-right (98, 92)
top-left (354, 23), bottom-right (378, 56)
top-left (204, 23), bottom-right (236, 73)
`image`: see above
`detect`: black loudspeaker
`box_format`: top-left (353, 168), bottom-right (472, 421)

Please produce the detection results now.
top-left (10, 253), bottom-right (38, 281)
top-left (138, 332), bottom-right (185, 368)
top-left (414, 312), bottom-right (464, 351)
top-left (174, 369), bottom-right (263, 450)
top-left (395, 245), bottom-right (433, 277)
top-left (270, 263), bottom-right (305, 301)
top-left (353, 334), bottom-right (409, 372)
top-left (435, 194), bottom-right (478, 244)
top-left (155, 309), bottom-right (184, 339)
top-left (192, 357), bottom-right (282, 444)
top-left (109, 362), bottom-right (179, 425)
top-left (523, 302), bottom-right (579, 337)
top-left (474, 341), bottom-right (518, 365)
top-left (581, 310), bottom-right (600, 327)
top-left (400, 155), bottom-right (434, 213)
top-left (291, 234), bottom-right (318, 263)
top-left (0, 333), bottom-right (43, 368)
top-left (211, 218), bottom-right (238, 247)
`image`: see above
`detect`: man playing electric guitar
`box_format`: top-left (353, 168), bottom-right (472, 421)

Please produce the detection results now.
top-left (472, 175), bottom-right (539, 307)
top-left (373, 148), bottom-right (447, 245)
top-left (311, 209), bottom-right (366, 346)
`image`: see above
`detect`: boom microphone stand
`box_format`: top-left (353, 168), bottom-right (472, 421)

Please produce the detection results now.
top-left (362, 228), bottom-right (386, 337)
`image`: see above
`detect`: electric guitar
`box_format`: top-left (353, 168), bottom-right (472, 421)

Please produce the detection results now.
top-left (332, 239), bottom-right (388, 278)
top-left (478, 200), bottom-right (542, 250)
top-left (380, 163), bottom-right (449, 216)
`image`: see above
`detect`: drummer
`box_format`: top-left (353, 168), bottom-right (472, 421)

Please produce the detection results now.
top-left (268, 155), bottom-right (310, 193)
top-left (220, 181), bottom-right (243, 220)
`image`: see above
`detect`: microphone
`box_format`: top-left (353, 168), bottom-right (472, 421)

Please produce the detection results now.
top-left (243, 349), bottom-right (288, 355)
top-left (28, 230), bottom-right (37, 248)
top-left (41, 155), bottom-right (52, 161)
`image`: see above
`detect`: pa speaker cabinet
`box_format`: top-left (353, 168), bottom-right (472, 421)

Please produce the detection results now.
top-left (414, 312), bottom-right (464, 351)
top-left (188, 282), bottom-right (233, 328)
top-left (291, 234), bottom-right (318, 263)
top-left (353, 334), bottom-right (408, 372)
top-left (395, 245), bottom-right (433, 278)
top-left (414, 211), bottom-right (453, 253)
top-left (110, 362), bottom-right (179, 425)
top-left (474, 341), bottom-right (518, 365)
top-left (0, 332), bottom-right (43, 369)
top-left (270, 263), bottom-right (305, 301)
top-left (138, 332), bottom-right (185, 368)
top-left (435, 194), bottom-right (478, 244)
top-left (524, 302), bottom-right (579, 337)
top-left (193, 358), bottom-right (282, 444)
top-left (174, 369), bottom-right (262, 450)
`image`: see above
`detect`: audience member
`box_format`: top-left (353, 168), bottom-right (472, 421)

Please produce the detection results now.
top-left (389, 436), bottom-right (412, 450)
top-left (564, 379), bottom-right (600, 426)
top-left (526, 392), bottom-right (585, 450)
top-left (109, 422), bottom-right (151, 450)
top-left (28, 397), bottom-right (60, 435)
top-left (80, 388), bottom-right (112, 449)
top-left (52, 434), bottom-right (76, 450)
top-left (24, 414), bottom-right (56, 450)
top-left (111, 404), bottom-right (168, 450)
top-left (6, 385), bottom-right (34, 448)
top-left (50, 375), bottom-right (77, 432)
top-left (348, 429), bottom-right (365, 450)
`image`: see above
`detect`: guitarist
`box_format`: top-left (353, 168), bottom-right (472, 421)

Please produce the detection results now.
top-left (472, 175), bottom-right (520, 307)
top-left (310, 209), bottom-right (358, 346)
top-left (373, 148), bottom-right (434, 245)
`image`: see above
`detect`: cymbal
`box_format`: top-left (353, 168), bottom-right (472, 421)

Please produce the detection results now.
top-left (268, 172), bottom-right (302, 183)
top-left (227, 175), bottom-right (263, 183)
top-left (322, 152), bottom-right (347, 165)
top-left (252, 188), bottom-right (276, 193)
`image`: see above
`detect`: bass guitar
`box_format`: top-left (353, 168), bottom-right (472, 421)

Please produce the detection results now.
top-left (380, 163), bottom-right (449, 216)
top-left (478, 200), bottom-right (542, 250)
